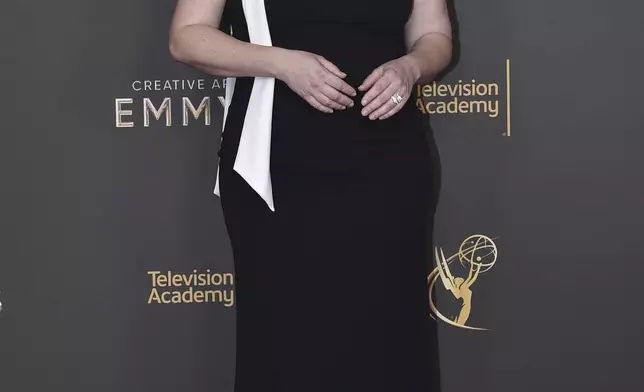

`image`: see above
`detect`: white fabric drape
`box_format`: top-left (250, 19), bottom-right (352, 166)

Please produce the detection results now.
top-left (213, 0), bottom-right (276, 211)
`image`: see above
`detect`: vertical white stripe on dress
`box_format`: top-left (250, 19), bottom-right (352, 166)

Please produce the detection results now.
top-left (213, 0), bottom-right (276, 212)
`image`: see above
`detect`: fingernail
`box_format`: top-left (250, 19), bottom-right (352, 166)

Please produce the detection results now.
top-left (351, 91), bottom-right (357, 96)
top-left (348, 101), bottom-right (354, 107)
top-left (361, 99), bottom-right (367, 105)
top-left (341, 106), bottom-right (346, 110)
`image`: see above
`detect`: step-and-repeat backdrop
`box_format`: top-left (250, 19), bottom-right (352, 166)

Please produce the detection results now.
top-left (1, 1), bottom-right (643, 391)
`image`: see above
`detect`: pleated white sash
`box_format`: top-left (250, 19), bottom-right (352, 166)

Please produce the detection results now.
top-left (213, 0), bottom-right (276, 211)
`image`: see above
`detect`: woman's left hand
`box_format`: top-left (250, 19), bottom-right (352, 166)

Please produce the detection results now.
top-left (358, 55), bottom-right (421, 120)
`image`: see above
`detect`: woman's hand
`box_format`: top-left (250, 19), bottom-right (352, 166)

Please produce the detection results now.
top-left (276, 49), bottom-right (356, 113)
top-left (358, 55), bottom-right (421, 120)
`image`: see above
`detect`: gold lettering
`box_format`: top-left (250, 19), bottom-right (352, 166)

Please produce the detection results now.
top-left (223, 289), bottom-right (235, 307)
top-left (447, 99), bottom-right (459, 114)
top-left (184, 272), bottom-right (195, 286)
top-left (420, 84), bottom-right (430, 98)
top-left (148, 288), bottom-right (161, 304)
top-left (475, 84), bottom-right (488, 96)
top-left (171, 292), bottom-right (182, 303)
top-left (463, 82), bottom-right (473, 96)
top-left (487, 83), bottom-right (499, 96)
top-left (147, 270), bottom-right (235, 305)
top-left (157, 274), bottom-right (168, 287)
top-left (182, 287), bottom-right (194, 302)
top-left (469, 100), bottom-right (487, 114)
top-left (447, 83), bottom-right (459, 96)
top-left (204, 290), bottom-right (223, 303)
top-left (160, 291), bottom-right (171, 303)
top-left (487, 100), bottom-right (499, 118)
top-left (148, 271), bottom-right (162, 287)
top-left (211, 273), bottom-right (223, 285)
top-left (416, 98), bottom-right (427, 114)
top-left (193, 290), bottom-right (204, 303)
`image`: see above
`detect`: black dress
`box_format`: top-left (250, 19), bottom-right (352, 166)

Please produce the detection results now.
top-left (216, 1), bottom-right (440, 391)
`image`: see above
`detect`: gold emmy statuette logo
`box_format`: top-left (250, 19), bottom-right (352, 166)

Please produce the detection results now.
top-left (428, 235), bottom-right (498, 331)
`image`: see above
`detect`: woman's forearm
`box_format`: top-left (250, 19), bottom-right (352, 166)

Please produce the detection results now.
top-left (402, 32), bottom-right (453, 84)
top-left (169, 24), bottom-right (288, 79)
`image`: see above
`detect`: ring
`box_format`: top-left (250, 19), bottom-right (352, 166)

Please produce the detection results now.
top-left (391, 93), bottom-right (403, 104)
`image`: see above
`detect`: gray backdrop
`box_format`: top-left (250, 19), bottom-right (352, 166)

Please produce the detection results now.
top-left (1, 0), bottom-right (643, 391)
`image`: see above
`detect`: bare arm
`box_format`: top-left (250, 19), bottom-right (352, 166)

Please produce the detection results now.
top-left (358, 0), bottom-right (452, 119)
top-left (403, 0), bottom-right (453, 83)
top-left (169, 0), bottom-right (286, 78)
top-left (169, 0), bottom-right (356, 112)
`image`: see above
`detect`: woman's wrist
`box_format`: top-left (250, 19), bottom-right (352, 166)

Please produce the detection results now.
top-left (398, 53), bottom-right (422, 84)
top-left (261, 46), bottom-right (291, 80)
top-left (402, 34), bottom-right (453, 84)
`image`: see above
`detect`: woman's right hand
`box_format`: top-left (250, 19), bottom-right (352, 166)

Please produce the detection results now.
top-left (275, 49), bottom-right (356, 113)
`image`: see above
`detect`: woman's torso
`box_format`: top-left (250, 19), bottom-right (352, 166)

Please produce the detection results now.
top-left (220, 0), bottom-right (428, 171)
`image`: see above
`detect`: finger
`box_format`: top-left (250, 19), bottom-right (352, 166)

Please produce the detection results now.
top-left (358, 66), bottom-right (384, 92)
top-left (361, 70), bottom-right (398, 107)
top-left (362, 83), bottom-right (400, 118)
top-left (361, 77), bottom-right (391, 108)
top-left (324, 73), bottom-right (357, 97)
top-left (362, 82), bottom-right (400, 116)
top-left (313, 90), bottom-right (345, 110)
top-left (370, 95), bottom-right (400, 120)
top-left (304, 95), bottom-right (334, 113)
top-left (374, 92), bottom-right (408, 120)
top-left (320, 84), bottom-right (354, 107)
top-left (317, 56), bottom-right (346, 79)
top-left (372, 85), bottom-right (408, 119)
top-left (377, 98), bottom-right (406, 120)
